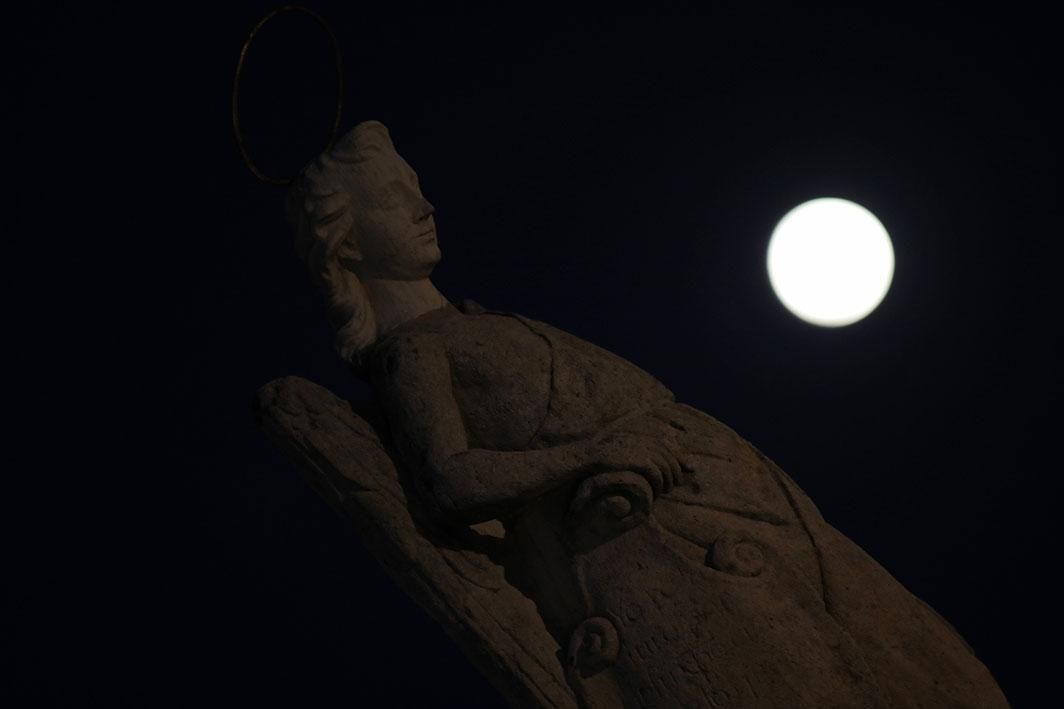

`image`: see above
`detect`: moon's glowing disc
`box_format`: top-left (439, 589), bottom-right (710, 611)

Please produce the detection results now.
top-left (767, 198), bottom-right (894, 327)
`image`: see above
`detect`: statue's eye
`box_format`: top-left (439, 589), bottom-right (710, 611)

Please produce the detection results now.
top-left (317, 207), bottom-right (346, 227)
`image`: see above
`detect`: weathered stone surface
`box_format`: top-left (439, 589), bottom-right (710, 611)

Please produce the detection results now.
top-left (256, 376), bottom-right (576, 709)
top-left (258, 120), bottom-right (1010, 707)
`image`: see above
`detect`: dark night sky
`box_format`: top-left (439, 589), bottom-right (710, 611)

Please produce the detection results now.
top-left (8, 3), bottom-right (1060, 706)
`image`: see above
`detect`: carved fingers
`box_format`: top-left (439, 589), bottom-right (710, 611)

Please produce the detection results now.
top-left (645, 436), bottom-right (683, 494)
top-left (619, 411), bottom-right (689, 486)
top-left (585, 426), bottom-right (683, 498)
top-left (624, 437), bottom-right (668, 497)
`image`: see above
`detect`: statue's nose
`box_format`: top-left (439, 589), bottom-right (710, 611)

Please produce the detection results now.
top-left (415, 198), bottom-right (435, 223)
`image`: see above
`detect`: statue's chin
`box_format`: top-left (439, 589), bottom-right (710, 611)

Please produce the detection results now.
top-left (419, 245), bottom-right (443, 276)
top-left (398, 240), bottom-right (442, 279)
top-left (403, 259), bottom-right (439, 281)
top-left (360, 250), bottom-right (441, 281)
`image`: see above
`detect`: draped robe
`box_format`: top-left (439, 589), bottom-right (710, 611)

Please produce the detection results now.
top-left (364, 300), bottom-right (1007, 708)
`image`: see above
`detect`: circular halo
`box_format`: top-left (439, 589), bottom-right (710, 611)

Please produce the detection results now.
top-left (232, 5), bottom-right (344, 185)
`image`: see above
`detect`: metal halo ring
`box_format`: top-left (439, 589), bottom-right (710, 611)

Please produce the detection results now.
top-left (232, 5), bottom-right (344, 185)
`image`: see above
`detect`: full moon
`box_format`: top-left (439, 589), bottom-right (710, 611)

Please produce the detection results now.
top-left (767, 198), bottom-right (894, 327)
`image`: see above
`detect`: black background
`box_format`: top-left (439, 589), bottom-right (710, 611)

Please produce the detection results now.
top-left (8, 3), bottom-right (1059, 706)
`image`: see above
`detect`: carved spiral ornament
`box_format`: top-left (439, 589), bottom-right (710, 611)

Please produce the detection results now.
top-left (707, 532), bottom-right (766, 577)
top-left (567, 616), bottom-right (621, 677)
top-left (566, 471), bottom-right (654, 551)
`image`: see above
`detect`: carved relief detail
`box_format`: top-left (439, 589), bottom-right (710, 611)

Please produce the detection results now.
top-left (567, 616), bottom-right (620, 678)
top-left (706, 532), bottom-right (767, 578)
top-left (566, 471), bottom-right (653, 552)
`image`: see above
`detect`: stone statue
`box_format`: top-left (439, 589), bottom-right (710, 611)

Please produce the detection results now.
top-left (256, 121), bottom-right (1009, 707)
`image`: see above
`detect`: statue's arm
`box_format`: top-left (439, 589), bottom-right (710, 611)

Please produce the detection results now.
top-left (372, 331), bottom-right (591, 524)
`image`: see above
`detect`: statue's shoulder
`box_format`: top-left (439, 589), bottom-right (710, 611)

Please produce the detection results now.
top-left (370, 300), bottom-right (539, 363)
top-left (465, 303), bottom-right (677, 408)
top-left (457, 298), bottom-right (488, 315)
top-left (456, 299), bottom-right (555, 332)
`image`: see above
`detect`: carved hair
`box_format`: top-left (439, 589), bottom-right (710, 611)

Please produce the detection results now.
top-left (284, 121), bottom-right (394, 375)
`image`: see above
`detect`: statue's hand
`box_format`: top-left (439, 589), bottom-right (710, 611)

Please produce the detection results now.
top-left (582, 419), bottom-right (683, 497)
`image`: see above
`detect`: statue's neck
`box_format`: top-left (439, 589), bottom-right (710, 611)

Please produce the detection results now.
top-left (361, 278), bottom-right (451, 338)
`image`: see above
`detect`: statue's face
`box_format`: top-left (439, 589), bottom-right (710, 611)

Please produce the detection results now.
top-left (343, 145), bottom-right (440, 280)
